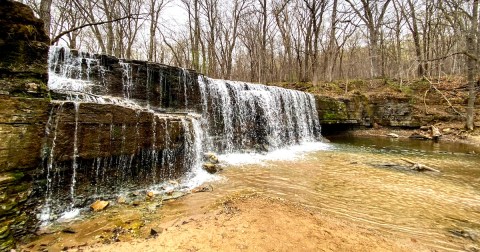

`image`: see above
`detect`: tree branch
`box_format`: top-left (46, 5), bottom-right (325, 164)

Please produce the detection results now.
top-left (420, 51), bottom-right (478, 62)
top-left (423, 76), bottom-right (465, 118)
top-left (50, 14), bottom-right (144, 45)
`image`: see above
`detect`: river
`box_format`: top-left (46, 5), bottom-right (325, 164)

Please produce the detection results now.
top-left (162, 136), bottom-right (480, 251)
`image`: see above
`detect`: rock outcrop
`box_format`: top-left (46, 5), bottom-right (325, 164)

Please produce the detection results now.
top-left (39, 101), bottom-right (194, 213)
top-left (49, 47), bottom-right (201, 112)
top-left (315, 93), bottom-right (421, 135)
top-left (0, 2), bottom-right (202, 249)
top-left (0, 1), bottom-right (51, 250)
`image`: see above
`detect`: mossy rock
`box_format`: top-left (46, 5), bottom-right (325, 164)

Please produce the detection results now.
top-left (315, 96), bottom-right (349, 121)
top-left (0, 1), bottom-right (50, 97)
top-left (0, 172), bottom-right (24, 186)
top-left (0, 1), bottom-right (49, 42)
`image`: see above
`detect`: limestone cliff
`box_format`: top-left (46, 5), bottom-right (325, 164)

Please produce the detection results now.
top-left (0, 1), bottom-right (50, 250)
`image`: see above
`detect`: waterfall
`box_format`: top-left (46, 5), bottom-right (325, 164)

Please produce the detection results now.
top-left (120, 61), bottom-right (133, 99)
top-left (70, 102), bottom-right (79, 208)
top-left (40, 46), bottom-right (322, 223)
top-left (48, 46), bottom-right (101, 94)
top-left (198, 76), bottom-right (321, 153)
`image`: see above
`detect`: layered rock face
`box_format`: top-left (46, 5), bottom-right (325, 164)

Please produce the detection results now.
top-left (48, 47), bottom-right (201, 112)
top-left (316, 94), bottom-right (421, 134)
top-left (0, 1), bottom-right (51, 250)
top-left (40, 47), bottom-right (206, 225)
top-left (0, 2), bottom-right (204, 250)
top-left (39, 102), bottom-right (196, 216)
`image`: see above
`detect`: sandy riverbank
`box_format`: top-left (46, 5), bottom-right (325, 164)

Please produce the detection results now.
top-left (21, 194), bottom-right (426, 252)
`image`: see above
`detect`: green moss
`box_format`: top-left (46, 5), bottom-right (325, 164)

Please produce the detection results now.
top-left (322, 111), bottom-right (343, 120)
top-left (0, 201), bottom-right (17, 216)
top-left (0, 239), bottom-right (14, 251)
top-left (0, 172), bottom-right (24, 186)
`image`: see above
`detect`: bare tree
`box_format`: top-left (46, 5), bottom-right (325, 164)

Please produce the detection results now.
top-left (346, 0), bottom-right (392, 78)
top-left (39, 0), bottom-right (53, 36)
top-left (147, 0), bottom-right (169, 61)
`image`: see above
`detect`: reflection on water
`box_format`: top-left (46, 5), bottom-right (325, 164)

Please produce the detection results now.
top-left (166, 137), bottom-right (480, 251)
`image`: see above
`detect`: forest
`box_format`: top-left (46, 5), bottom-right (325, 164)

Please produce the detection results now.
top-left (20, 0), bottom-right (479, 129)
top-left (2, 1), bottom-right (480, 250)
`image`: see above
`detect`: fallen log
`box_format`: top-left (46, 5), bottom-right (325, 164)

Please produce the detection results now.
top-left (400, 158), bottom-right (440, 172)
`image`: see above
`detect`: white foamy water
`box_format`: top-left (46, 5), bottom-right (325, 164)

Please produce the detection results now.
top-left (57, 208), bottom-right (81, 222)
top-left (219, 141), bottom-right (332, 166)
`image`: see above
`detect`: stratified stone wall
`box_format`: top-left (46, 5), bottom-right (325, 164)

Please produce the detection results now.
top-left (0, 2), bottom-right (199, 250)
top-left (0, 1), bottom-right (51, 250)
top-left (39, 102), bottom-right (190, 212)
top-left (315, 93), bottom-right (422, 134)
top-left (50, 48), bottom-right (201, 112)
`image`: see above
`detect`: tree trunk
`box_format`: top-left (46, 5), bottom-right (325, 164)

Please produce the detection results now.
top-left (406, 0), bottom-right (424, 77)
top-left (39, 0), bottom-right (53, 36)
top-left (466, 0), bottom-right (478, 130)
top-left (369, 32), bottom-right (380, 78)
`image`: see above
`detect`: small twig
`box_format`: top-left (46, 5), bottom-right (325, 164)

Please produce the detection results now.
top-left (420, 51), bottom-right (478, 62)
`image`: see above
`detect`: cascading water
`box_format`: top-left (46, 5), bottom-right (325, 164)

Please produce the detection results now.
top-left (70, 102), bottom-right (79, 208)
top-left (197, 76), bottom-right (321, 153)
top-left (40, 46), bottom-right (323, 223)
top-left (120, 61), bottom-right (133, 99)
top-left (40, 47), bottom-right (209, 223)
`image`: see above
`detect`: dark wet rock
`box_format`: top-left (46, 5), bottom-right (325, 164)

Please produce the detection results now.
top-left (202, 163), bottom-right (219, 174)
top-left (61, 228), bottom-right (76, 234)
top-left (204, 152), bottom-right (219, 164)
top-left (150, 227), bottom-right (163, 237)
top-left (0, 1), bottom-right (49, 97)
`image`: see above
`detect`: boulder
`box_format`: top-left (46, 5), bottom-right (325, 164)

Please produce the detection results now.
top-left (90, 200), bottom-right (109, 212)
top-left (202, 163), bottom-right (219, 174)
top-left (203, 152), bottom-right (219, 164)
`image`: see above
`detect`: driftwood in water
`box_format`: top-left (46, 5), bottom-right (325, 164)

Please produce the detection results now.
top-left (400, 158), bottom-right (440, 172)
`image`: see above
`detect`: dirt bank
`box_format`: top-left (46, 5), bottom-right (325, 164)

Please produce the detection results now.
top-left (21, 194), bottom-right (426, 252)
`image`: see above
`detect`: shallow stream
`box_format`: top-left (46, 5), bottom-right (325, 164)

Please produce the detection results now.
top-left (163, 136), bottom-right (480, 251)
top-left (28, 136), bottom-right (480, 251)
